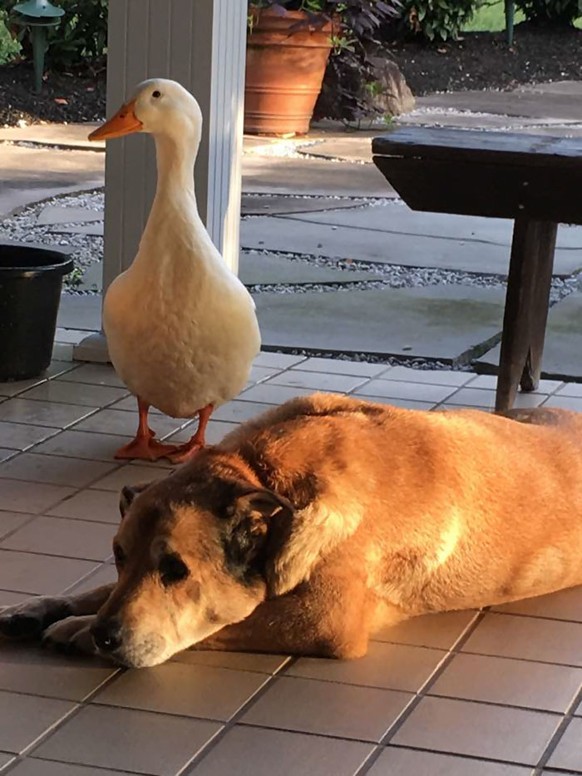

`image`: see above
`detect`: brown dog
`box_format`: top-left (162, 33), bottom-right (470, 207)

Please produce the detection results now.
top-left (1, 393), bottom-right (582, 668)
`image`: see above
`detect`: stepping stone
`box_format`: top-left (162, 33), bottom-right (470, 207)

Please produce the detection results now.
top-left (48, 223), bottom-right (104, 236)
top-left (242, 195), bottom-right (368, 217)
top-left (241, 206), bottom-right (582, 276)
top-left (240, 251), bottom-right (376, 286)
top-left (254, 285), bottom-right (505, 363)
top-left (478, 291), bottom-right (582, 381)
top-left (37, 206), bottom-right (103, 226)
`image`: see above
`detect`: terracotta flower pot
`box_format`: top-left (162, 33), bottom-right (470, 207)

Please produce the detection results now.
top-left (245, 7), bottom-right (335, 136)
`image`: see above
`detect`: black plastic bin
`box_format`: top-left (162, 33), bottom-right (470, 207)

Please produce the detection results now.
top-left (0, 242), bottom-right (74, 381)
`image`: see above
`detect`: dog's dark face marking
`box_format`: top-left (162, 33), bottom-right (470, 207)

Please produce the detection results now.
top-left (96, 452), bottom-right (294, 667)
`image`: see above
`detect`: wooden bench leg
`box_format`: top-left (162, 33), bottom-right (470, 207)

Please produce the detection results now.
top-left (495, 218), bottom-right (557, 412)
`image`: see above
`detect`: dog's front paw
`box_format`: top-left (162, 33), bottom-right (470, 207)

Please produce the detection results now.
top-left (42, 615), bottom-right (97, 656)
top-left (0, 597), bottom-right (72, 640)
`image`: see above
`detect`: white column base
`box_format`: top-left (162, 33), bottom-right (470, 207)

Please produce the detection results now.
top-left (73, 332), bottom-right (111, 364)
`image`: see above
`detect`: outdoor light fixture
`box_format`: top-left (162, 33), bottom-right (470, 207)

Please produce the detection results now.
top-left (11, 0), bottom-right (65, 94)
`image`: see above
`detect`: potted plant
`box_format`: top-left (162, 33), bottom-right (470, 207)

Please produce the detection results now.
top-left (245, 0), bottom-right (402, 136)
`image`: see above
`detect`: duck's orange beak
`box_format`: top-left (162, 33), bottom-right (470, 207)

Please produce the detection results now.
top-left (88, 100), bottom-right (142, 141)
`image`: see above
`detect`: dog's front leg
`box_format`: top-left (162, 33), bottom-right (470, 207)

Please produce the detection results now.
top-left (198, 576), bottom-right (373, 659)
top-left (0, 584), bottom-right (115, 641)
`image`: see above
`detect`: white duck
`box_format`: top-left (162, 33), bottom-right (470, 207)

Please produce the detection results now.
top-left (88, 79), bottom-right (261, 462)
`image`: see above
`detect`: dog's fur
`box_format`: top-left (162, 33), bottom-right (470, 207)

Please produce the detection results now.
top-left (2, 393), bottom-right (582, 667)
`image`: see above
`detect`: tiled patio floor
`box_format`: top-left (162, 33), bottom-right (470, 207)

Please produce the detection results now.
top-left (1, 348), bottom-right (582, 775)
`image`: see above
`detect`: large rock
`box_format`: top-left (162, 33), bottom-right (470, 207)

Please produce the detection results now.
top-left (369, 58), bottom-right (416, 117)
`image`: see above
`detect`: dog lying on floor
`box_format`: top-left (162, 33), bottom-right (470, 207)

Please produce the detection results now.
top-left (1, 392), bottom-right (582, 668)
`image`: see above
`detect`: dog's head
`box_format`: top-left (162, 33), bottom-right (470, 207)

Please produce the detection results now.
top-left (90, 451), bottom-right (295, 667)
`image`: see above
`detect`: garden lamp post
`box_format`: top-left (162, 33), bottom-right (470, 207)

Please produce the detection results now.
top-left (11, 0), bottom-right (64, 94)
top-left (505, 0), bottom-right (515, 46)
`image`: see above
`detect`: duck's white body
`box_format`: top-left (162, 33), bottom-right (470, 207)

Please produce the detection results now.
top-left (100, 80), bottom-right (260, 422)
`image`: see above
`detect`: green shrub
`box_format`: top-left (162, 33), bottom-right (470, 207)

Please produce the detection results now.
top-left (515, 0), bottom-right (581, 24)
top-left (400, 0), bottom-right (481, 40)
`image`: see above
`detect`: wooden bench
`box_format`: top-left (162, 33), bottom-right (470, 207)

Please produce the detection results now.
top-left (372, 127), bottom-right (582, 412)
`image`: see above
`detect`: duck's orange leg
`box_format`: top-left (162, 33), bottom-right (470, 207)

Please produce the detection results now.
top-left (114, 397), bottom-right (180, 461)
top-left (167, 404), bottom-right (214, 464)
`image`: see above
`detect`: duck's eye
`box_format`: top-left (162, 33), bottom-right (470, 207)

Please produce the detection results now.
top-left (113, 543), bottom-right (126, 567)
top-left (159, 554), bottom-right (189, 587)
top-left (152, 90), bottom-right (162, 99)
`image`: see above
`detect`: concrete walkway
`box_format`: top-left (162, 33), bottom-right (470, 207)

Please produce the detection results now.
top-left (2, 80), bottom-right (582, 377)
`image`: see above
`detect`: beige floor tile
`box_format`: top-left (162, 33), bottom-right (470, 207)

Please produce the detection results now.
top-left (287, 642), bottom-right (446, 692)
top-left (0, 643), bottom-right (117, 701)
top-left (0, 689), bottom-right (74, 754)
top-left (0, 753), bottom-right (13, 769)
top-left (248, 365), bottom-right (282, 383)
top-left (167, 419), bottom-right (238, 445)
top-left (430, 653), bottom-right (582, 712)
top-left (444, 387), bottom-right (495, 408)
top-left (0, 511), bottom-right (34, 540)
top-left (392, 696), bottom-right (559, 764)
top-left (72, 408), bottom-right (186, 438)
top-left (0, 590), bottom-right (31, 605)
top-left (351, 394), bottom-right (437, 410)
top-left (356, 380), bottom-right (456, 403)
top-left (468, 374), bottom-right (562, 393)
top-left (254, 352), bottom-right (306, 369)
top-left (0, 550), bottom-right (97, 595)
top-left (0, 454), bottom-right (115, 488)
top-left (0, 400), bottom-right (95, 428)
top-left (0, 479), bottom-right (75, 514)
top-left (108, 395), bottom-right (163, 413)
top-left (546, 718), bottom-right (582, 771)
top-left (494, 587), bottom-right (582, 622)
top-left (212, 401), bottom-right (272, 423)
top-left (172, 649), bottom-right (289, 675)
top-left (267, 370), bottom-right (367, 393)
top-left (294, 357), bottom-right (387, 377)
top-left (544, 395), bottom-right (582, 412)
top-left (239, 384), bottom-right (315, 405)
top-left (374, 610), bottom-right (480, 650)
top-left (95, 662), bottom-right (269, 721)
top-left (462, 613), bottom-right (582, 666)
top-left (54, 364), bottom-right (124, 388)
top-left (89, 463), bottom-right (166, 492)
top-left (48, 488), bottom-right (125, 524)
top-left (7, 759), bottom-right (127, 776)
top-left (191, 725), bottom-right (374, 776)
top-left (0, 421), bottom-right (59, 451)
top-left (66, 562), bottom-right (117, 594)
top-left (1, 516), bottom-right (115, 562)
top-left (0, 448), bottom-right (17, 462)
top-left (554, 383), bottom-right (582, 398)
top-left (240, 676), bottom-right (412, 742)
top-left (34, 705), bottom-right (221, 775)
top-left (20, 381), bottom-right (127, 408)
top-left (33, 430), bottom-right (133, 462)
top-left (380, 367), bottom-right (473, 387)
top-left (370, 748), bottom-right (532, 775)
top-left (0, 362), bottom-right (73, 397)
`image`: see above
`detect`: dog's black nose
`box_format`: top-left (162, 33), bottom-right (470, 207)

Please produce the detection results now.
top-left (90, 620), bottom-right (122, 652)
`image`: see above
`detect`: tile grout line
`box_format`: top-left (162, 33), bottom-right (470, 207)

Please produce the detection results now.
top-left (356, 610), bottom-right (491, 775)
top-left (532, 682), bottom-right (582, 774)
top-left (175, 657), bottom-right (299, 776)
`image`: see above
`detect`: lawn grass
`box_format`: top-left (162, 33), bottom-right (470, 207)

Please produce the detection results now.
top-left (464, 0), bottom-right (582, 31)
top-left (464, 1), bottom-right (525, 32)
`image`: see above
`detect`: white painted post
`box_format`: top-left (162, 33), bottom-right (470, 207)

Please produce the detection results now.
top-left (75, 0), bottom-right (246, 361)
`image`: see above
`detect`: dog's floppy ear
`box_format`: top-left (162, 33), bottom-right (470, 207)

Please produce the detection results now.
top-left (119, 482), bottom-right (152, 519)
top-left (224, 488), bottom-right (294, 581)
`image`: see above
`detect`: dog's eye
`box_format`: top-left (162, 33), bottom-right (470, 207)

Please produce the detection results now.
top-left (113, 543), bottom-right (126, 567)
top-left (159, 554), bottom-right (189, 587)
